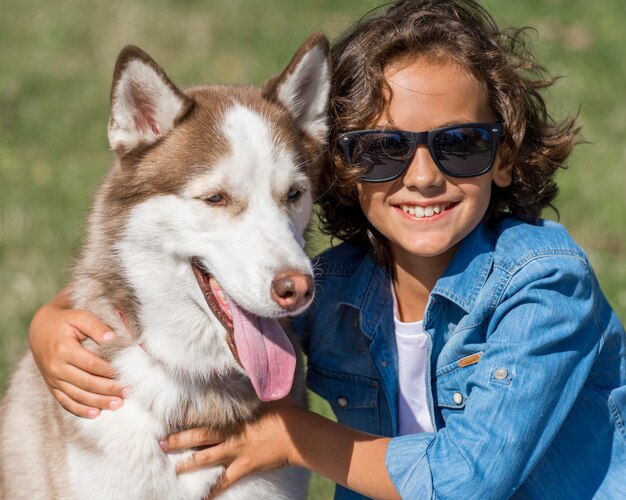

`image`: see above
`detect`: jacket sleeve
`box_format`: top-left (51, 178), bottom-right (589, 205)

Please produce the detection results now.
top-left (385, 255), bottom-right (603, 499)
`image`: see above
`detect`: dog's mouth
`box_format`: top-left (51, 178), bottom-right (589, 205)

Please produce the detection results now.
top-left (190, 257), bottom-right (296, 402)
top-left (191, 258), bottom-right (238, 359)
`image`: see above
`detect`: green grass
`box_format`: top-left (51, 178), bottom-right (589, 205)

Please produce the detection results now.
top-left (1, 1), bottom-right (624, 498)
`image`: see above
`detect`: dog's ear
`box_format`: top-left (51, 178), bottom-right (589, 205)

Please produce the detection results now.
top-left (263, 32), bottom-right (331, 143)
top-left (108, 45), bottom-right (193, 156)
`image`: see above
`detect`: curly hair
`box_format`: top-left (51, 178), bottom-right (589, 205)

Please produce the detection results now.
top-left (317, 0), bottom-right (580, 264)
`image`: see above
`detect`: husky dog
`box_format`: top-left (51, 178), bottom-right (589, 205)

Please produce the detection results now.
top-left (0, 33), bottom-right (330, 499)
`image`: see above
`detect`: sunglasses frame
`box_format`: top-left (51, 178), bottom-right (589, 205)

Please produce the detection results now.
top-left (337, 122), bottom-right (505, 182)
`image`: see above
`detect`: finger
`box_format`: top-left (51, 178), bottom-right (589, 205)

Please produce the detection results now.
top-left (209, 460), bottom-right (249, 497)
top-left (60, 363), bottom-right (124, 397)
top-left (52, 388), bottom-right (101, 419)
top-left (69, 310), bottom-right (117, 344)
top-left (65, 344), bottom-right (118, 379)
top-left (176, 445), bottom-right (230, 474)
top-left (164, 427), bottom-right (224, 451)
top-left (56, 379), bottom-right (124, 411)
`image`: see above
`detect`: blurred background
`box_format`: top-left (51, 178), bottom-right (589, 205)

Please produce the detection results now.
top-left (1, 1), bottom-right (624, 498)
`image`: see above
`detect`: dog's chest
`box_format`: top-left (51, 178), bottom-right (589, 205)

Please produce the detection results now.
top-left (65, 346), bottom-right (261, 499)
top-left (67, 396), bottom-right (224, 500)
top-left (112, 345), bottom-right (258, 427)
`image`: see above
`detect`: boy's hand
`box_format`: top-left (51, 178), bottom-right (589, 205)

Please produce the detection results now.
top-left (28, 289), bottom-right (125, 418)
top-left (163, 397), bottom-right (301, 496)
top-left (162, 396), bottom-right (399, 499)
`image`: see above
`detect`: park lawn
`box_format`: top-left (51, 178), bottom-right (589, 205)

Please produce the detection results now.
top-left (1, 1), bottom-right (624, 498)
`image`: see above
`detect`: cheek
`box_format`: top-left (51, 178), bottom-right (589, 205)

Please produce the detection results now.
top-left (356, 184), bottom-right (381, 222)
top-left (356, 182), bottom-right (388, 208)
top-left (457, 178), bottom-right (493, 213)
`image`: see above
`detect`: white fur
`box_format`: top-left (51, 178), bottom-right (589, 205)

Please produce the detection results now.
top-left (67, 346), bottom-right (307, 499)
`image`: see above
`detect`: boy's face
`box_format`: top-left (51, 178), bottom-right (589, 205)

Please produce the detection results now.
top-left (357, 56), bottom-right (512, 272)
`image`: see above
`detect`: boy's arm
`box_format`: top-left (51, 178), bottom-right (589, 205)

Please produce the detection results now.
top-left (29, 285), bottom-right (125, 417)
top-left (166, 398), bottom-right (401, 499)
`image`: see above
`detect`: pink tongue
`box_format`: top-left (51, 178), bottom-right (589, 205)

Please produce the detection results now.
top-left (227, 298), bottom-right (296, 402)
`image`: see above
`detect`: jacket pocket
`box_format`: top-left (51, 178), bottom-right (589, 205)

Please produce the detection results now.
top-left (307, 365), bottom-right (380, 434)
top-left (310, 308), bottom-right (371, 354)
top-left (434, 355), bottom-right (481, 419)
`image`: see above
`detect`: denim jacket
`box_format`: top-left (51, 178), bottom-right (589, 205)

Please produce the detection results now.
top-left (295, 218), bottom-right (626, 500)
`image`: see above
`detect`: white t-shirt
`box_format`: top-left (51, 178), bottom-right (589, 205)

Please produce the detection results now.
top-left (393, 289), bottom-right (435, 435)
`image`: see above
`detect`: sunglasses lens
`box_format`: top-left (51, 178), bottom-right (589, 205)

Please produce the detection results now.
top-left (341, 124), bottom-right (501, 181)
top-left (432, 126), bottom-right (494, 176)
top-left (348, 132), bottom-right (411, 181)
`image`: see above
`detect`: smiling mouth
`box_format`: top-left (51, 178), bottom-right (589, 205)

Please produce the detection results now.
top-left (396, 201), bottom-right (458, 219)
top-left (190, 258), bottom-right (238, 361)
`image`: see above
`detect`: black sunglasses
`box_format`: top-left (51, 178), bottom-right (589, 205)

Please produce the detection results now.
top-left (337, 122), bottom-right (504, 182)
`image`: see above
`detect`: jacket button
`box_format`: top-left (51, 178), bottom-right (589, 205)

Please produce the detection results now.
top-left (494, 368), bottom-right (508, 380)
top-left (453, 392), bottom-right (463, 405)
top-left (337, 396), bottom-right (349, 408)
top-left (380, 360), bottom-right (387, 368)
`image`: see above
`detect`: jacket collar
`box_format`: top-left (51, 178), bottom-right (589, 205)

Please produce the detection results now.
top-left (430, 220), bottom-right (495, 314)
top-left (338, 220), bottom-right (495, 324)
top-left (338, 251), bottom-right (392, 340)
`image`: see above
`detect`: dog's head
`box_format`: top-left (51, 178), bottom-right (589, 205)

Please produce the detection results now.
top-left (100, 35), bottom-right (330, 400)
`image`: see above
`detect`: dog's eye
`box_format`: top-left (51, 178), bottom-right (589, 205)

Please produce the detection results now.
top-left (287, 187), bottom-right (302, 203)
top-left (205, 193), bottom-right (225, 205)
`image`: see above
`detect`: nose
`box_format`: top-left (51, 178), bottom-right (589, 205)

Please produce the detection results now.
top-left (402, 146), bottom-right (445, 189)
top-left (270, 271), bottom-right (314, 312)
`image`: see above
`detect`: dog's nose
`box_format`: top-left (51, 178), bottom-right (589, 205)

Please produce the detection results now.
top-left (271, 272), bottom-right (314, 312)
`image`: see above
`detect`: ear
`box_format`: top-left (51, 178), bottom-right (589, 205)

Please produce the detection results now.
top-left (493, 162), bottom-right (513, 188)
top-left (108, 45), bottom-right (193, 156)
top-left (263, 32), bottom-right (331, 143)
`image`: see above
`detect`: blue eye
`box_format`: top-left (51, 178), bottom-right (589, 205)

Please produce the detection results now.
top-left (205, 193), bottom-right (224, 204)
top-left (287, 187), bottom-right (302, 202)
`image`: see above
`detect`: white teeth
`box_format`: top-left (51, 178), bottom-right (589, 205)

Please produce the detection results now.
top-left (399, 203), bottom-right (447, 219)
